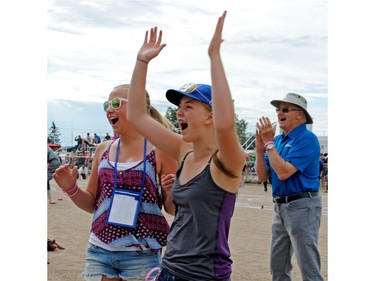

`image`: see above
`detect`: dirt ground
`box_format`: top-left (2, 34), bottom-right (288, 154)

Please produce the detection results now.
top-left (47, 179), bottom-right (328, 281)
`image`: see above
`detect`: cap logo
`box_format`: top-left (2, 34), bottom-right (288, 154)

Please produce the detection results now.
top-left (179, 83), bottom-right (197, 93)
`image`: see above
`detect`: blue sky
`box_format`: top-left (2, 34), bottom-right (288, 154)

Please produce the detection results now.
top-left (47, 0), bottom-right (328, 146)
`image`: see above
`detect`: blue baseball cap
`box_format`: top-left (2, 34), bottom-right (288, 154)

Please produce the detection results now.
top-left (166, 83), bottom-right (212, 108)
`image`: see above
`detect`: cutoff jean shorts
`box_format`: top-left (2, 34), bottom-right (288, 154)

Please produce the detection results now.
top-left (82, 243), bottom-right (161, 281)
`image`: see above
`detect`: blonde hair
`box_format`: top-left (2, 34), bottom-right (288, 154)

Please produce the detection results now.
top-left (114, 84), bottom-right (174, 131)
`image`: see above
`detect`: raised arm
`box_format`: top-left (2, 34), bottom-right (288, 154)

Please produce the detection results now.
top-left (209, 11), bottom-right (245, 177)
top-left (127, 27), bottom-right (182, 161)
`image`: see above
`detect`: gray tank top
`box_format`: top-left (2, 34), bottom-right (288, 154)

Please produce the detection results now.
top-left (162, 151), bottom-right (236, 281)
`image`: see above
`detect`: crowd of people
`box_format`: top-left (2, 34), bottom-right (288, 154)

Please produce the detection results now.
top-left (48, 11), bottom-right (326, 281)
top-left (320, 153), bottom-right (328, 192)
top-left (73, 132), bottom-right (114, 152)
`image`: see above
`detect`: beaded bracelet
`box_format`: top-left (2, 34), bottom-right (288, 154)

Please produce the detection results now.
top-left (63, 183), bottom-right (79, 197)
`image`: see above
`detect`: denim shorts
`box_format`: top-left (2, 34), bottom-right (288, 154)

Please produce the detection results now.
top-left (82, 243), bottom-right (161, 281)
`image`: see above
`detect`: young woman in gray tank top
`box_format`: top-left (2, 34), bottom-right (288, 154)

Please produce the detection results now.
top-left (128, 11), bottom-right (245, 281)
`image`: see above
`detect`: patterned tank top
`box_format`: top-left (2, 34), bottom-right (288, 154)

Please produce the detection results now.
top-left (90, 141), bottom-right (170, 250)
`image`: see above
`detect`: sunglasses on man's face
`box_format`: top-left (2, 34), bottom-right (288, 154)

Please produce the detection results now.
top-left (103, 98), bottom-right (128, 111)
top-left (276, 107), bottom-right (301, 113)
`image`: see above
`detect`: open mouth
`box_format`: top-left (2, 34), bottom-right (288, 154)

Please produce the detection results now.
top-left (110, 117), bottom-right (119, 126)
top-left (179, 120), bottom-right (188, 132)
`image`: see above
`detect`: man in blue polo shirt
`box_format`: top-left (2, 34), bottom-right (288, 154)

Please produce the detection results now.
top-left (255, 93), bottom-right (324, 281)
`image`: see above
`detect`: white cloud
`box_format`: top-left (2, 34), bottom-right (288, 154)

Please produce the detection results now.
top-left (47, 0), bottom-right (328, 142)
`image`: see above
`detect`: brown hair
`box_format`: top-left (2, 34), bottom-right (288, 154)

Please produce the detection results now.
top-left (114, 84), bottom-right (174, 131)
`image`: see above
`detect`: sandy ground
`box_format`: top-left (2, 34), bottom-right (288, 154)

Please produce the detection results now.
top-left (47, 178), bottom-right (328, 281)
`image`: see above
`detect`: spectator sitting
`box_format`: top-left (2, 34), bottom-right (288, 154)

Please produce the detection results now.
top-left (93, 133), bottom-right (101, 144)
top-left (74, 135), bottom-right (83, 151)
top-left (83, 133), bottom-right (92, 151)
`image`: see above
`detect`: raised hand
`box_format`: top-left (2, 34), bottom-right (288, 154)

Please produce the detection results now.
top-left (137, 27), bottom-right (167, 63)
top-left (256, 116), bottom-right (276, 144)
top-left (53, 164), bottom-right (78, 191)
top-left (208, 10), bottom-right (227, 57)
top-left (255, 129), bottom-right (265, 154)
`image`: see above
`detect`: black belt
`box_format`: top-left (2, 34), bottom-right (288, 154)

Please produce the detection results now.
top-left (273, 191), bottom-right (319, 204)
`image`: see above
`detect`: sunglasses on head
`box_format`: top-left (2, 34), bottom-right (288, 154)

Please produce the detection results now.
top-left (103, 98), bottom-right (128, 111)
top-left (276, 107), bottom-right (301, 113)
top-left (179, 83), bottom-right (212, 106)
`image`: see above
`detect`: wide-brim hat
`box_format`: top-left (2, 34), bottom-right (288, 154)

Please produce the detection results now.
top-left (270, 93), bottom-right (313, 124)
top-left (166, 83), bottom-right (212, 108)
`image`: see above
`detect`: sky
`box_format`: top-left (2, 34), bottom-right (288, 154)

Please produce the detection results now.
top-left (2, 0), bottom-right (375, 279)
top-left (46, 0), bottom-right (328, 147)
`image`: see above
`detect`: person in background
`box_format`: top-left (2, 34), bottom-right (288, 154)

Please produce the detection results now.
top-left (93, 133), bottom-right (101, 144)
top-left (240, 156), bottom-right (249, 187)
top-left (255, 92), bottom-right (324, 281)
top-left (127, 11), bottom-right (245, 281)
top-left (78, 164), bottom-right (89, 180)
top-left (74, 135), bottom-right (83, 151)
top-left (104, 133), bottom-right (111, 141)
top-left (83, 132), bottom-right (92, 151)
top-left (84, 150), bottom-right (93, 174)
top-left (321, 153), bottom-right (328, 192)
top-left (48, 146), bottom-right (61, 204)
top-left (53, 83), bottom-right (178, 281)
top-left (263, 180), bottom-right (268, 192)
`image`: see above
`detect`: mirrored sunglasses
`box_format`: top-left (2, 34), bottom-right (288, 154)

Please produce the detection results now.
top-left (103, 98), bottom-right (128, 111)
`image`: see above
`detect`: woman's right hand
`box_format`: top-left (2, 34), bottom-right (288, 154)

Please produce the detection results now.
top-left (52, 164), bottom-right (78, 191)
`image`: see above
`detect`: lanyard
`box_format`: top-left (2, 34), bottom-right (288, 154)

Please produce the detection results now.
top-left (113, 138), bottom-right (148, 194)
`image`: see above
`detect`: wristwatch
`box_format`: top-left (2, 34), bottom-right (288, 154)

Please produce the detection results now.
top-left (265, 143), bottom-right (275, 151)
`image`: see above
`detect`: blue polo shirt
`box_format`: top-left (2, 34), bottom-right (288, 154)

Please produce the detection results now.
top-left (265, 123), bottom-right (320, 197)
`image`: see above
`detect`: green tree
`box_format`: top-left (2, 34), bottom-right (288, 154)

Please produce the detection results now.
top-left (235, 114), bottom-right (249, 146)
top-left (165, 107), bottom-right (179, 130)
top-left (48, 121), bottom-right (61, 144)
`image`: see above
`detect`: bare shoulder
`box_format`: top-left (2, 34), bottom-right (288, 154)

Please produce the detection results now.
top-left (93, 140), bottom-right (112, 159)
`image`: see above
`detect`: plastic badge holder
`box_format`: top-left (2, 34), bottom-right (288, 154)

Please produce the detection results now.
top-left (106, 138), bottom-right (147, 229)
top-left (106, 189), bottom-right (142, 228)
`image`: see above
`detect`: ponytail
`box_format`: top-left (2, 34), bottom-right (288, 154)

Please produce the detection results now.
top-left (150, 106), bottom-right (175, 131)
